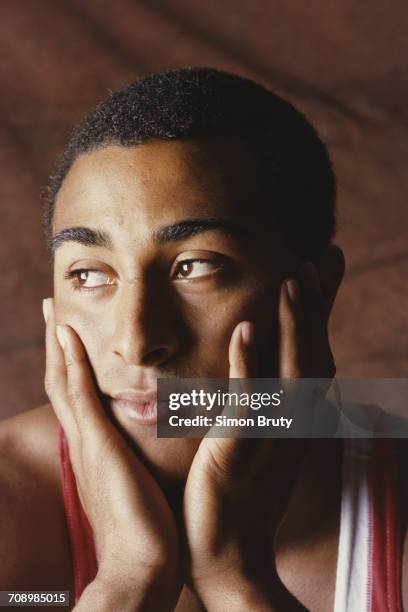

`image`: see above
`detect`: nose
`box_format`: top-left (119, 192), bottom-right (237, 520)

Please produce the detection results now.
top-left (109, 279), bottom-right (181, 368)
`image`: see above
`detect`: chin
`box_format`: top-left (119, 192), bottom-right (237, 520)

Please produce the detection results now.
top-left (110, 409), bottom-right (201, 486)
top-left (136, 436), bottom-right (201, 486)
top-left (100, 391), bottom-right (200, 486)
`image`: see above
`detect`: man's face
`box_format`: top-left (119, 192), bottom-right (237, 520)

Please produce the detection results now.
top-left (53, 139), bottom-right (299, 484)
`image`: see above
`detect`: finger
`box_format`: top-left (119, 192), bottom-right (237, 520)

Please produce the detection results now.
top-left (228, 320), bottom-right (257, 418)
top-left (278, 279), bottom-right (307, 378)
top-left (43, 297), bottom-right (76, 436)
top-left (200, 321), bottom-right (256, 472)
top-left (228, 320), bottom-right (256, 379)
top-left (55, 323), bottom-right (112, 439)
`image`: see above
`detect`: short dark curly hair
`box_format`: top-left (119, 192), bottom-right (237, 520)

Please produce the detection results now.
top-left (44, 66), bottom-right (336, 260)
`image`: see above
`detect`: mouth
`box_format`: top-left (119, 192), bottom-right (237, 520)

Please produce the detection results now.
top-left (110, 389), bottom-right (158, 425)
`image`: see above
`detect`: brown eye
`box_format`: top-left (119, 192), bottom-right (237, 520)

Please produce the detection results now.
top-left (174, 259), bottom-right (220, 280)
top-left (69, 269), bottom-right (115, 288)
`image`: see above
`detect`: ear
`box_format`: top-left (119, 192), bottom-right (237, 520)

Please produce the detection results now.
top-left (310, 244), bottom-right (345, 315)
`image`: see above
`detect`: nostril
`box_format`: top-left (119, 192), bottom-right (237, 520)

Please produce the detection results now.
top-left (143, 347), bottom-right (170, 366)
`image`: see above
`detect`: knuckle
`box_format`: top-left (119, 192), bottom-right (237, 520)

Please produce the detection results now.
top-left (290, 366), bottom-right (302, 379)
top-left (233, 359), bottom-right (248, 378)
top-left (66, 381), bottom-right (96, 422)
top-left (67, 386), bottom-right (82, 408)
top-left (235, 352), bottom-right (248, 369)
top-left (65, 352), bottom-right (88, 371)
top-left (44, 376), bottom-right (59, 399)
top-left (281, 310), bottom-right (299, 335)
top-left (65, 356), bottom-right (76, 369)
top-left (284, 354), bottom-right (303, 378)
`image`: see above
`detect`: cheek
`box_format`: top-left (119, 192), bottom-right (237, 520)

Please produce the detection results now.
top-left (54, 290), bottom-right (109, 367)
top-left (181, 283), bottom-right (279, 355)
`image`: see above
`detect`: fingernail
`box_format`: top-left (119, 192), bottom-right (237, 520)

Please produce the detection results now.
top-left (241, 321), bottom-right (254, 346)
top-left (42, 298), bottom-right (50, 323)
top-left (286, 279), bottom-right (300, 303)
top-left (56, 325), bottom-right (67, 350)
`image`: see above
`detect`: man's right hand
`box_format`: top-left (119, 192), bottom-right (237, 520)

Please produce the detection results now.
top-left (43, 297), bottom-right (180, 611)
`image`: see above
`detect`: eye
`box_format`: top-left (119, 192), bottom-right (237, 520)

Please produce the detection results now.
top-left (65, 269), bottom-right (115, 290)
top-left (173, 259), bottom-right (221, 280)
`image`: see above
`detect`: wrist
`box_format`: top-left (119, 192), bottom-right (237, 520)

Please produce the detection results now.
top-left (196, 569), bottom-right (306, 612)
top-left (89, 562), bottom-right (179, 612)
top-left (195, 575), bottom-right (277, 612)
top-left (74, 578), bottom-right (138, 612)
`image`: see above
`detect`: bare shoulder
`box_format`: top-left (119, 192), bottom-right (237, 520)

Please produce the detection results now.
top-left (1, 405), bottom-right (61, 472)
top-left (0, 405), bottom-right (74, 593)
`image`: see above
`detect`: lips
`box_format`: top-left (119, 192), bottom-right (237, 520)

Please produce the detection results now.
top-left (110, 389), bottom-right (158, 425)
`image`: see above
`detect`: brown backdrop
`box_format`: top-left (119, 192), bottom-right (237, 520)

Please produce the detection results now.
top-left (1, 0), bottom-right (407, 420)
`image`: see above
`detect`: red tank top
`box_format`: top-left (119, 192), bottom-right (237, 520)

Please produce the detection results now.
top-left (58, 428), bottom-right (403, 609)
top-left (59, 429), bottom-right (98, 598)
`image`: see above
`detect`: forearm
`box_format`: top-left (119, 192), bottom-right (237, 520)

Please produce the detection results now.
top-left (196, 569), bottom-right (305, 612)
top-left (73, 578), bottom-right (137, 612)
top-left (73, 571), bottom-right (176, 612)
top-left (198, 584), bottom-right (278, 612)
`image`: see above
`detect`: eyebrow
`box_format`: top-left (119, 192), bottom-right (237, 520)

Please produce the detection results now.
top-left (50, 218), bottom-right (246, 254)
top-left (153, 218), bottom-right (245, 244)
top-left (50, 227), bottom-right (113, 253)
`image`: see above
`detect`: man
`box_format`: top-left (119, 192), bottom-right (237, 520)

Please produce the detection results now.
top-left (0, 67), bottom-right (405, 611)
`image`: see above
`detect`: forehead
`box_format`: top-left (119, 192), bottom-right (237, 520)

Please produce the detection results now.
top-left (53, 139), bottom-right (270, 233)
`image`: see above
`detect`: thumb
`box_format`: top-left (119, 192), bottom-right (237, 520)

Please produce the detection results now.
top-left (229, 321), bottom-right (256, 378)
top-left (199, 321), bottom-right (257, 474)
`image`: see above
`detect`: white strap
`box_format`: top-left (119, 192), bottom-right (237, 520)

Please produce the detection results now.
top-left (334, 438), bottom-right (373, 612)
